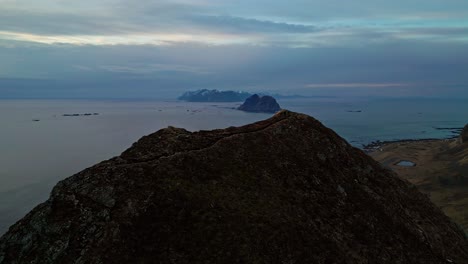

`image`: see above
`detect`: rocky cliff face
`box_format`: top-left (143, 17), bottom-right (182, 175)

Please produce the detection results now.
top-left (1, 110), bottom-right (468, 264)
top-left (238, 94), bottom-right (281, 113)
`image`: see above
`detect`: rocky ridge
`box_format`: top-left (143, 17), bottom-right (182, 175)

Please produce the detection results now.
top-left (1, 110), bottom-right (468, 263)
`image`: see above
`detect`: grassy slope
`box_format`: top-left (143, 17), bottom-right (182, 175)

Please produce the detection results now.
top-left (371, 139), bottom-right (468, 232)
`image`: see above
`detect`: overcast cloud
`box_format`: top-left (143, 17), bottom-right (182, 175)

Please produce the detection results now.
top-left (0, 0), bottom-right (467, 98)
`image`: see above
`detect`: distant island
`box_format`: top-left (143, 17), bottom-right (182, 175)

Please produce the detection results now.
top-left (178, 89), bottom-right (309, 102)
top-left (63, 113), bottom-right (99, 117)
top-left (178, 89), bottom-right (251, 102)
top-left (238, 94), bottom-right (281, 113)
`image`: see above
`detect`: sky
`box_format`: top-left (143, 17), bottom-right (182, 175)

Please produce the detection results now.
top-left (1, 0), bottom-right (468, 98)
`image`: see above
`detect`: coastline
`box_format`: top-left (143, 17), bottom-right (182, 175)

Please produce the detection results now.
top-left (362, 136), bottom-right (458, 153)
top-left (368, 133), bottom-right (468, 233)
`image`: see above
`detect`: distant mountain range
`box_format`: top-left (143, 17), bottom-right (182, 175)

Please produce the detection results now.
top-left (178, 89), bottom-right (308, 102)
top-left (178, 89), bottom-right (251, 102)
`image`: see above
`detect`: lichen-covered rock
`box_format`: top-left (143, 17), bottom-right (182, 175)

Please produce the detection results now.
top-left (238, 94), bottom-right (281, 113)
top-left (1, 110), bottom-right (468, 263)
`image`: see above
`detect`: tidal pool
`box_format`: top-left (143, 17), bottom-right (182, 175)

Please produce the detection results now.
top-left (396, 160), bottom-right (416, 167)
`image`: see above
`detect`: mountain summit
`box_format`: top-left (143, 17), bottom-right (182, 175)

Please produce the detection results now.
top-left (1, 111), bottom-right (467, 263)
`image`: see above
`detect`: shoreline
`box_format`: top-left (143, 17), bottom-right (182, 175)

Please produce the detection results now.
top-left (362, 136), bottom-right (458, 153)
top-left (368, 131), bottom-right (468, 233)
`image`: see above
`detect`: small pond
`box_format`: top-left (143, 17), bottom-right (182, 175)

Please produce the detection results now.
top-left (395, 160), bottom-right (416, 167)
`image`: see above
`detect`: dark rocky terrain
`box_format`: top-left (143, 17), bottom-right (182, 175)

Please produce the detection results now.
top-left (238, 94), bottom-right (281, 113)
top-left (1, 110), bottom-right (468, 263)
top-left (461, 124), bottom-right (468, 143)
top-left (178, 89), bottom-right (251, 102)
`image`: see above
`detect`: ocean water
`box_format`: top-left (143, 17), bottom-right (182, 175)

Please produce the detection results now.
top-left (282, 97), bottom-right (468, 145)
top-left (0, 97), bottom-right (467, 234)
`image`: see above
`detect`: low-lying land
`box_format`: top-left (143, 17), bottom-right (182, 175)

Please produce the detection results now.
top-left (370, 131), bottom-right (468, 233)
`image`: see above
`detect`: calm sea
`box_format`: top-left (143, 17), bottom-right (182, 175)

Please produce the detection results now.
top-left (0, 97), bottom-right (467, 234)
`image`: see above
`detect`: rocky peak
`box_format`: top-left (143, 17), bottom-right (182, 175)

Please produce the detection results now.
top-left (238, 94), bottom-right (281, 113)
top-left (1, 110), bottom-right (468, 263)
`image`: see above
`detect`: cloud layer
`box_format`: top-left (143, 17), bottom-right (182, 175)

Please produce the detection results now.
top-left (1, 0), bottom-right (468, 98)
top-left (1, 0), bottom-right (468, 46)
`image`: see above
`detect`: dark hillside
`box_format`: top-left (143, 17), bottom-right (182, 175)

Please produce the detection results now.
top-left (1, 111), bottom-right (467, 263)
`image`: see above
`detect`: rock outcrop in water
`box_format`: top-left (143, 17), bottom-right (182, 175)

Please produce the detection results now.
top-left (1, 110), bottom-right (468, 263)
top-left (238, 94), bottom-right (281, 113)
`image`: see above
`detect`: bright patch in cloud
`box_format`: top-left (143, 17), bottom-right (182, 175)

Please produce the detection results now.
top-left (0, 31), bottom-right (261, 46)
